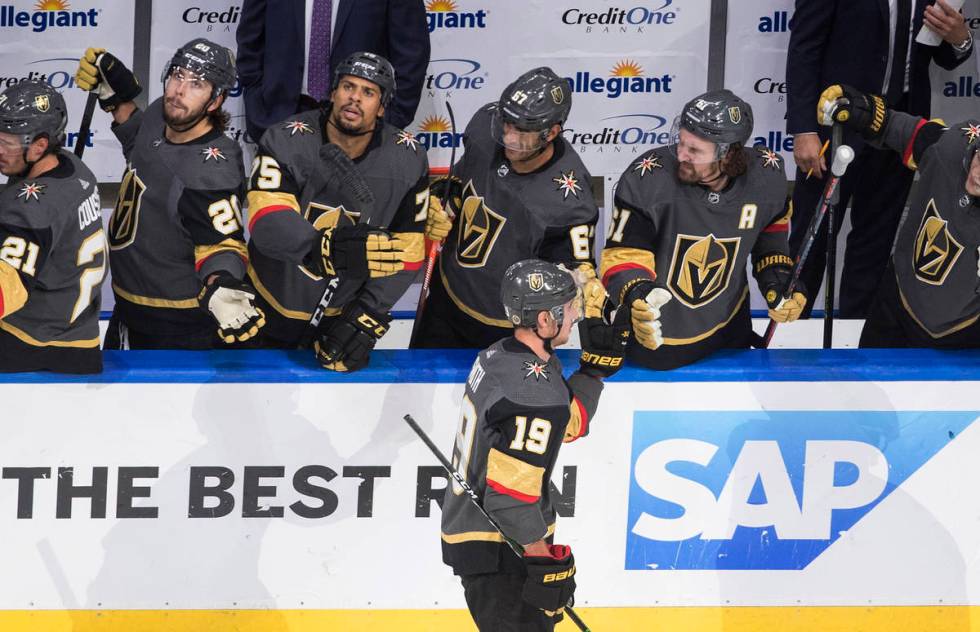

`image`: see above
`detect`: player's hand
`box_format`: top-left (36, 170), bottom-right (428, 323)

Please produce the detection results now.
top-left (577, 280), bottom-right (629, 379)
top-left (75, 47), bottom-right (141, 112)
top-left (925, 0), bottom-right (970, 46)
top-left (817, 84), bottom-right (888, 141)
top-left (793, 133), bottom-right (826, 179)
top-left (199, 272), bottom-right (266, 343)
top-left (625, 281), bottom-right (671, 351)
top-left (768, 291), bottom-right (807, 323)
top-left (314, 300), bottom-right (390, 372)
top-left (523, 544), bottom-right (576, 617)
top-left (307, 224), bottom-right (406, 280)
top-left (424, 196), bottom-right (453, 242)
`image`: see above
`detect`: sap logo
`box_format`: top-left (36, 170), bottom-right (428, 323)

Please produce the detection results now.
top-left (425, 0), bottom-right (487, 33)
top-left (565, 60), bottom-right (673, 99)
top-left (0, 3), bottom-right (99, 32)
top-left (424, 59), bottom-right (486, 93)
top-left (943, 76), bottom-right (980, 98)
top-left (753, 130), bottom-right (794, 153)
top-left (565, 114), bottom-right (670, 148)
top-left (414, 115), bottom-right (462, 150)
top-left (758, 10), bottom-right (789, 33)
top-left (562, 2), bottom-right (678, 32)
top-left (625, 410), bottom-right (978, 570)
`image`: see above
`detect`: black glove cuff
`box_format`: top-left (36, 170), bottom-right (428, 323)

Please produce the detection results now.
top-left (622, 278), bottom-right (656, 307)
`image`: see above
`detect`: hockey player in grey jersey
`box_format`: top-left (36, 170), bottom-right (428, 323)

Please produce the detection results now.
top-left (245, 52), bottom-right (428, 371)
top-left (816, 84), bottom-right (980, 347)
top-left (441, 259), bottom-right (629, 631)
top-left (0, 81), bottom-right (105, 373)
top-left (75, 38), bottom-right (265, 349)
top-left (601, 89), bottom-right (805, 370)
top-left (415, 67), bottom-right (600, 350)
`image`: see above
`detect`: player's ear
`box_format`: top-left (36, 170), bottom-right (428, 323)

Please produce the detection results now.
top-left (207, 93), bottom-right (226, 114)
top-left (28, 135), bottom-right (49, 161)
top-left (545, 124), bottom-right (561, 143)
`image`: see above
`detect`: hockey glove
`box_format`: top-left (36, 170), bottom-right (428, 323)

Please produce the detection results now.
top-left (198, 272), bottom-right (267, 343)
top-left (523, 544), bottom-right (576, 617)
top-left (817, 84), bottom-right (888, 141)
top-left (577, 280), bottom-right (630, 379)
top-left (75, 48), bottom-right (142, 112)
top-left (425, 176), bottom-right (462, 242)
top-left (624, 280), bottom-right (671, 351)
top-left (769, 292), bottom-right (807, 323)
top-left (756, 254), bottom-right (807, 323)
top-left (305, 224), bottom-right (406, 280)
top-left (314, 300), bottom-right (391, 372)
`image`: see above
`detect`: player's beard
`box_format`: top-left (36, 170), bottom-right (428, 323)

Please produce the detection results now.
top-left (330, 103), bottom-right (373, 137)
top-left (677, 160), bottom-right (720, 186)
top-left (164, 98), bottom-right (209, 133)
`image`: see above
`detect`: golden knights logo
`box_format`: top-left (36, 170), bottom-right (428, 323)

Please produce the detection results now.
top-left (666, 233), bottom-right (740, 307)
top-left (456, 180), bottom-right (506, 268)
top-left (913, 199), bottom-right (963, 285)
top-left (109, 168), bottom-right (147, 250)
top-left (34, 94), bottom-right (49, 113)
top-left (528, 272), bottom-right (544, 291)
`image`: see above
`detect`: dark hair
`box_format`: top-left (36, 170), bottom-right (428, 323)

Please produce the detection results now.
top-left (721, 142), bottom-right (748, 178)
top-left (208, 107), bottom-right (230, 133)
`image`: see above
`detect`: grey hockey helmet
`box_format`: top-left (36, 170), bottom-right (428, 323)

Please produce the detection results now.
top-left (162, 38), bottom-right (237, 97)
top-left (0, 80), bottom-right (68, 147)
top-left (492, 67), bottom-right (571, 150)
top-left (332, 51), bottom-right (397, 107)
top-left (501, 259), bottom-right (580, 329)
top-left (670, 89), bottom-right (753, 162)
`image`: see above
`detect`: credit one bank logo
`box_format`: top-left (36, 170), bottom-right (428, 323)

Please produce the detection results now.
top-left (626, 410), bottom-right (977, 570)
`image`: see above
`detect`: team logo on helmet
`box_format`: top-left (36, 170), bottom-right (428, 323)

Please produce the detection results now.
top-left (109, 169), bottom-right (147, 249)
top-left (961, 123), bottom-right (980, 144)
top-left (667, 233), bottom-right (740, 308)
top-left (457, 180), bottom-right (506, 268)
top-left (523, 360), bottom-right (550, 381)
top-left (550, 86), bottom-right (565, 105)
top-left (728, 106), bottom-right (740, 124)
top-left (16, 182), bottom-right (45, 202)
top-left (528, 272), bottom-right (544, 291)
top-left (33, 95), bottom-right (49, 113)
top-left (913, 199), bottom-right (963, 286)
top-left (552, 170), bottom-right (582, 199)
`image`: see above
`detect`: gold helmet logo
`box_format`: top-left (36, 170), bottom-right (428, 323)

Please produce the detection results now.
top-left (728, 106), bottom-right (741, 124)
top-left (528, 273), bottom-right (544, 291)
top-left (667, 233), bottom-right (740, 307)
top-left (913, 199), bottom-right (963, 285)
top-left (550, 86), bottom-right (564, 105)
top-left (457, 180), bottom-right (506, 268)
top-left (34, 95), bottom-right (49, 113)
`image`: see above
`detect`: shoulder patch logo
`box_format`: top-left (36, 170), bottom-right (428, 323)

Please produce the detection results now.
top-left (523, 360), bottom-right (550, 381)
top-left (17, 182), bottom-right (45, 202)
top-left (395, 130), bottom-right (420, 151)
top-left (283, 120), bottom-right (314, 136)
top-left (913, 198), bottom-right (963, 286)
top-left (633, 155), bottom-right (662, 177)
top-left (961, 123), bottom-right (980, 144)
top-left (201, 146), bottom-right (227, 162)
top-left (553, 170), bottom-right (582, 199)
top-left (757, 147), bottom-right (782, 170)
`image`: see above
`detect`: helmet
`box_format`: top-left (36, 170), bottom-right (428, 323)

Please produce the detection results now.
top-left (670, 89), bottom-right (753, 162)
top-left (332, 51), bottom-right (396, 107)
top-left (0, 79), bottom-right (68, 146)
top-left (492, 67), bottom-right (570, 150)
top-left (162, 38), bottom-right (237, 97)
top-left (501, 259), bottom-right (579, 329)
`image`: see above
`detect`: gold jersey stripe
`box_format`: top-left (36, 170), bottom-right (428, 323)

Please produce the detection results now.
top-left (600, 247), bottom-right (656, 302)
top-left (246, 190), bottom-right (300, 219)
top-left (442, 522), bottom-right (555, 545)
top-left (898, 281), bottom-right (980, 338)
top-left (0, 320), bottom-right (99, 348)
top-left (486, 447), bottom-right (545, 499)
top-left (112, 283), bottom-right (199, 309)
top-left (661, 286), bottom-right (748, 345)
top-left (0, 260), bottom-right (28, 317)
top-left (391, 231), bottom-right (425, 264)
top-left (565, 399), bottom-right (585, 442)
top-left (194, 239), bottom-right (248, 267)
top-left (247, 264), bottom-right (342, 322)
top-left (440, 264), bottom-right (513, 328)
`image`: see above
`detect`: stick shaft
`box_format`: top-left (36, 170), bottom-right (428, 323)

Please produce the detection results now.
top-left (74, 93), bottom-right (98, 159)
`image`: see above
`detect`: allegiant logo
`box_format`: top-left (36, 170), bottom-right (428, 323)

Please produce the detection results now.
top-left (425, 0), bottom-right (487, 33)
top-left (0, 1), bottom-right (99, 32)
top-left (414, 115), bottom-right (462, 150)
top-left (564, 60), bottom-right (673, 99)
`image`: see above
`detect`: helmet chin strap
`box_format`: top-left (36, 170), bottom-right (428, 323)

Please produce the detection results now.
top-left (327, 113), bottom-right (376, 138)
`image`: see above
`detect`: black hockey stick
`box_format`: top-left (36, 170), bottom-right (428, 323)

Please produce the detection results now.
top-left (761, 139), bottom-right (855, 348)
top-left (822, 123), bottom-right (844, 349)
top-left (74, 93), bottom-right (98, 158)
top-left (402, 414), bottom-right (592, 632)
top-left (300, 143), bottom-right (376, 347)
top-left (409, 101), bottom-right (458, 347)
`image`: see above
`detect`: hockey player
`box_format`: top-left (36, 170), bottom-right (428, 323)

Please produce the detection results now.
top-left (0, 81), bottom-right (105, 373)
top-left (600, 89), bottom-right (805, 370)
top-left (75, 38), bottom-right (265, 349)
top-left (816, 85), bottom-right (980, 348)
top-left (414, 67), bottom-right (600, 349)
top-left (245, 51), bottom-right (428, 371)
top-left (441, 259), bottom-right (629, 631)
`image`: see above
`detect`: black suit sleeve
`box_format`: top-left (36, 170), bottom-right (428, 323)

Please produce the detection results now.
top-left (236, 0), bottom-right (266, 90)
top-left (931, 39), bottom-right (974, 71)
top-left (786, 0), bottom-right (838, 135)
top-left (383, 0), bottom-right (430, 129)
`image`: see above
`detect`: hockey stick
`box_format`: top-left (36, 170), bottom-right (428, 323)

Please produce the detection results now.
top-left (822, 123), bottom-right (844, 349)
top-left (300, 143), bottom-right (376, 347)
top-left (760, 140), bottom-right (855, 348)
top-left (409, 101), bottom-right (458, 347)
top-left (73, 93), bottom-right (98, 159)
top-left (402, 414), bottom-right (592, 632)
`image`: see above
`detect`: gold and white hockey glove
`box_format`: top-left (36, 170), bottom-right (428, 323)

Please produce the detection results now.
top-left (199, 273), bottom-right (266, 343)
